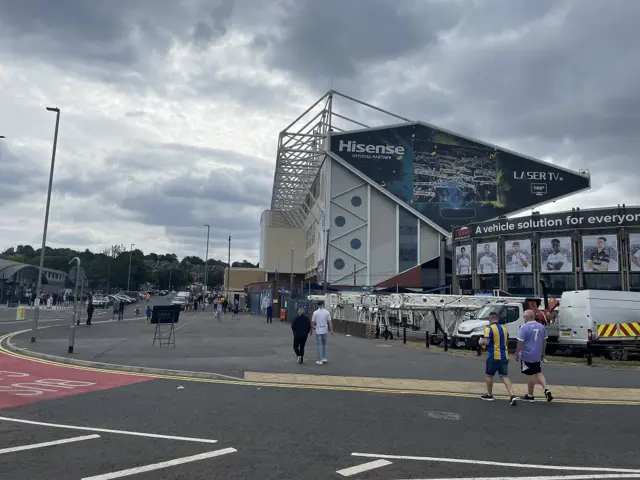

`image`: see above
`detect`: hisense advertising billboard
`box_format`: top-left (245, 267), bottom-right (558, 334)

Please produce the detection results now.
top-left (328, 122), bottom-right (591, 233)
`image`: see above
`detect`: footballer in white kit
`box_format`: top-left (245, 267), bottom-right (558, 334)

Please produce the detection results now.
top-left (478, 244), bottom-right (496, 274)
top-left (509, 241), bottom-right (529, 273)
top-left (545, 239), bottom-right (569, 272)
top-left (457, 246), bottom-right (471, 275)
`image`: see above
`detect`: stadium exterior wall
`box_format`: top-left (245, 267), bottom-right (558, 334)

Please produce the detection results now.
top-left (452, 206), bottom-right (640, 296)
top-left (259, 210), bottom-right (305, 275)
top-left (323, 157), bottom-right (442, 287)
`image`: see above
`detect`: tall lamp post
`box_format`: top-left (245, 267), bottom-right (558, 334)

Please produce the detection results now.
top-left (204, 224), bottom-right (210, 290)
top-left (225, 235), bottom-right (231, 301)
top-left (31, 106), bottom-right (61, 344)
top-left (126, 243), bottom-right (135, 291)
top-left (289, 243), bottom-right (295, 296)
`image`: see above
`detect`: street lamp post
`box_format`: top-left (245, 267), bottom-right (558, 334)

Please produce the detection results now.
top-left (31, 107), bottom-right (61, 344)
top-left (289, 242), bottom-right (295, 296)
top-left (127, 243), bottom-right (135, 291)
top-left (204, 224), bottom-right (210, 290)
top-left (225, 235), bottom-right (231, 301)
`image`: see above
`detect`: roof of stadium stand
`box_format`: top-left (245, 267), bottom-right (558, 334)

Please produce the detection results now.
top-left (269, 90), bottom-right (413, 229)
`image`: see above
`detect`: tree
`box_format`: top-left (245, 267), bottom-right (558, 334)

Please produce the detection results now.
top-left (0, 243), bottom-right (257, 291)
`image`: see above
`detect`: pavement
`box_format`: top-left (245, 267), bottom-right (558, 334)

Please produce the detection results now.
top-left (1, 297), bottom-right (639, 479)
top-left (6, 304), bottom-right (640, 390)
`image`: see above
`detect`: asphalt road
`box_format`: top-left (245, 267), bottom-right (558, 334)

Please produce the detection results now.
top-left (1, 295), bottom-right (639, 479)
top-left (2, 375), bottom-right (639, 479)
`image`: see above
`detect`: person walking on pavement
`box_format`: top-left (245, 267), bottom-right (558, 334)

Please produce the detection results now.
top-left (118, 298), bottom-right (125, 321)
top-left (112, 299), bottom-right (119, 320)
top-left (478, 311), bottom-right (518, 405)
top-left (515, 310), bottom-right (554, 402)
top-left (266, 304), bottom-right (273, 324)
top-left (291, 307), bottom-right (312, 364)
top-left (312, 300), bottom-right (333, 365)
top-left (86, 299), bottom-right (94, 326)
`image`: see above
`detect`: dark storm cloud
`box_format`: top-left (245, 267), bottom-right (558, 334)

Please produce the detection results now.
top-left (0, 0), bottom-right (266, 91)
top-left (52, 141), bottom-right (273, 230)
top-left (255, 0), bottom-right (463, 89)
top-left (0, 144), bottom-right (48, 202)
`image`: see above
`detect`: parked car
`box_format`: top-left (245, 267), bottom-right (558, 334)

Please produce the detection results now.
top-left (92, 295), bottom-right (109, 308)
top-left (115, 294), bottom-right (136, 305)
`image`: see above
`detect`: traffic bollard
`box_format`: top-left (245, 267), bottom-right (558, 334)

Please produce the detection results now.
top-left (425, 331), bottom-right (430, 348)
top-left (403, 326), bottom-right (407, 344)
top-left (586, 341), bottom-right (593, 366)
top-left (443, 333), bottom-right (449, 352)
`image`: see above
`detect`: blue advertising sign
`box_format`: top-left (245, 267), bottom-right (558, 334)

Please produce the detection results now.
top-left (329, 122), bottom-right (591, 233)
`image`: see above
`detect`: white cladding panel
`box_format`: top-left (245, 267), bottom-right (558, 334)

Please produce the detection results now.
top-left (420, 220), bottom-right (441, 263)
top-left (368, 187), bottom-right (398, 285)
top-left (326, 161), bottom-right (369, 285)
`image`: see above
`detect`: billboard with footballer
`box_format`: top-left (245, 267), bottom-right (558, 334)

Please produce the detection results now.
top-left (329, 122), bottom-right (591, 233)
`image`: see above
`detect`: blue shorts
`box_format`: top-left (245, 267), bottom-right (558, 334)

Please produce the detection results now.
top-left (485, 358), bottom-right (509, 377)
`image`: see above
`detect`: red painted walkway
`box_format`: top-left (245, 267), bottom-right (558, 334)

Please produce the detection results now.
top-left (0, 353), bottom-right (153, 409)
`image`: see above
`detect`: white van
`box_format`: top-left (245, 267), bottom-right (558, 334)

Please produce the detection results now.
top-left (171, 291), bottom-right (191, 310)
top-left (453, 289), bottom-right (640, 355)
top-left (552, 290), bottom-right (640, 355)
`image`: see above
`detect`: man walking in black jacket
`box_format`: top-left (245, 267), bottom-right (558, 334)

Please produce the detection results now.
top-left (291, 307), bottom-right (312, 364)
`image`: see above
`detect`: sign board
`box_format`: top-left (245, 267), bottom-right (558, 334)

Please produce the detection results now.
top-left (329, 122), bottom-right (591, 233)
top-left (150, 305), bottom-right (181, 324)
top-left (454, 206), bottom-right (640, 240)
top-left (68, 266), bottom-right (85, 283)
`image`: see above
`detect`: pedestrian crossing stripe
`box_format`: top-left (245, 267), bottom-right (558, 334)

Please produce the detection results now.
top-left (597, 322), bottom-right (640, 338)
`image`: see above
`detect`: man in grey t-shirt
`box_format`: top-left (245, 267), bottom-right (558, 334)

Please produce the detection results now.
top-left (515, 310), bottom-right (553, 403)
top-left (311, 300), bottom-right (333, 365)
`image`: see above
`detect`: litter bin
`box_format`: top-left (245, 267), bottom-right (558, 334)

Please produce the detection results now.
top-left (16, 306), bottom-right (26, 321)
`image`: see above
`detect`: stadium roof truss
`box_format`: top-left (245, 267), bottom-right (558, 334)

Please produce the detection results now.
top-left (270, 90), bottom-right (413, 229)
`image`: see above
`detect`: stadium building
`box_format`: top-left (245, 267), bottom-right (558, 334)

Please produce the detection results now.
top-left (260, 91), bottom-right (591, 291)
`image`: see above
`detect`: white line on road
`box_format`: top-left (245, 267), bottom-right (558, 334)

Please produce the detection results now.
top-left (0, 434), bottom-right (100, 454)
top-left (80, 447), bottom-right (237, 479)
top-left (337, 459), bottom-right (393, 476)
top-left (351, 453), bottom-right (640, 474)
top-left (395, 475), bottom-right (640, 480)
top-left (174, 314), bottom-right (198, 332)
top-left (0, 416), bottom-right (218, 444)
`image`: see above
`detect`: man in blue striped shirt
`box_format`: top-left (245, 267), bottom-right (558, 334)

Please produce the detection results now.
top-left (479, 311), bottom-right (518, 405)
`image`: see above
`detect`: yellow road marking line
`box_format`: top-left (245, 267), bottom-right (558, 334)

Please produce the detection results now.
top-left (2, 332), bottom-right (639, 405)
top-left (244, 372), bottom-right (640, 402)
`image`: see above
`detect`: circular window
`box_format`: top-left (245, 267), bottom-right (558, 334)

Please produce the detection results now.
top-left (350, 238), bottom-right (362, 250)
top-left (351, 195), bottom-right (362, 207)
top-left (334, 216), bottom-right (346, 227)
top-left (334, 258), bottom-right (345, 270)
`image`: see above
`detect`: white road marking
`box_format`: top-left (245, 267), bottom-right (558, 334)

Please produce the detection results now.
top-left (0, 434), bottom-right (100, 454)
top-left (395, 475), bottom-right (640, 480)
top-left (337, 459), bottom-right (393, 476)
top-left (424, 410), bottom-right (460, 421)
top-left (351, 453), bottom-right (640, 474)
top-left (174, 314), bottom-right (198, 332)
top-left (0, 416), bottom-right (218, 444)
top-left (80, 447), bottom-right (237, 479)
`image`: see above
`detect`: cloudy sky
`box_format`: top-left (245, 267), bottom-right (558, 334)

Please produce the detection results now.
top-left (0, 0), bottom-right (637, 263)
